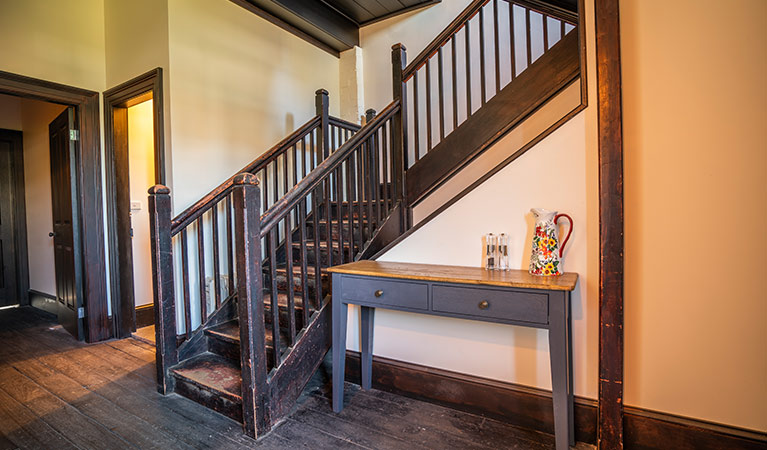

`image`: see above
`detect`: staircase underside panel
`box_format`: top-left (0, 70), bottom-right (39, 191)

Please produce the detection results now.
top-left (406, 29), bottom-right (580, 205)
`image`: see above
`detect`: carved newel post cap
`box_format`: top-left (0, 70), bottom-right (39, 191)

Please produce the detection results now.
top-left (148, 184), bottom-right (170, 195)
top-left (315, 88), bottom-right (329, 96)
top-left (233, 172), bottom-right (259, 186)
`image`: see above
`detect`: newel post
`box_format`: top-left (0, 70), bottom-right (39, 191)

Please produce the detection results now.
top-left (148, 184), bottom-right (177, 395)
top-left (391, 44), bottom-right (409, 228)
top-left (232, 173), bottom-right (270, 438)
top-left (316, 88), bottom-right (330, 158)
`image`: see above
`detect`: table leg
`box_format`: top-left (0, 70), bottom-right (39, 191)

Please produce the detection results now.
top-left (332, 277), bottom-right (348, 413)
top-left (360, 306), bottom-right (375, 390)
top-left (549, 291), bottom-right (574, 449)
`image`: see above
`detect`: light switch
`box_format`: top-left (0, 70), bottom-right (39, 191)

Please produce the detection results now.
top-left (130, 201), bottom-right (142, 211)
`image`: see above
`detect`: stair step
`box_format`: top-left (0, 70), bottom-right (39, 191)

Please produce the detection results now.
top-left (205, 319), bottom-right (289, 369)
top-left (267, 266), bottom-right (328, 297)
top-left (171, 352), bottom-right (243, 422)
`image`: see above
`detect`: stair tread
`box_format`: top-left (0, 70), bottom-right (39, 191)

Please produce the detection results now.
top-left (292, 240), bottom-right (353, 249)
top-left (206, 319), bottom-right (288, 347)
top-left (172, 352), bottom-right (242, 402)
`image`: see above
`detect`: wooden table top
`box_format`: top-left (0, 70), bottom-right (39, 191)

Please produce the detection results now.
top-left (327, 261), bottom-right (578, 291)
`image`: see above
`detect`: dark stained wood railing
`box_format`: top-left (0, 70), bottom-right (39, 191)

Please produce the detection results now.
top-left (258, 101), bottom-right (401, 367)
top-left (400, 0), bottom-right (576, 165)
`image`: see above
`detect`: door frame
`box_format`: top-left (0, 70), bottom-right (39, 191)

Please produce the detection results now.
top-left (103, 68), bottom-right (165, 338)
top-left (0, 70), bottom-right (109, 342)
top-left (0, 129), bottom-right (29, 307)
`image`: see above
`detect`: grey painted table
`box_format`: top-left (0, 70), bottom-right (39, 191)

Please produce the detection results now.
top-left (328, 261), bottom-right (578, 450)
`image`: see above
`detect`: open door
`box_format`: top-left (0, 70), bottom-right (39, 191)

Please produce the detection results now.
top-left (49, 107), bottom-right (84, 340)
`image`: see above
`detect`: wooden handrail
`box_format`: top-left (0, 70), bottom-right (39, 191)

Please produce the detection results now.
top-left (329, 116), bottom-right (361, 131)
top-left (402, 0), bottom-right (577, 80)
top-left (171, 116), bottom-right (320, 235)
top-left (259, 100), bottom-right (400, 236)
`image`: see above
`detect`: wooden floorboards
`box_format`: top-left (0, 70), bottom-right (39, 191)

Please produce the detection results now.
top-left (0, 307), bottom-right (593, 449)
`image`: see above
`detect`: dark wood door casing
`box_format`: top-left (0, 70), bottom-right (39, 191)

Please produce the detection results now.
top-left (49, 107), bottom-right (84, 340)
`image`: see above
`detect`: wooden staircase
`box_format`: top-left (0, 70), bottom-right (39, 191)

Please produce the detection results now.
top-left (148, 0), bottom-right (580, 440)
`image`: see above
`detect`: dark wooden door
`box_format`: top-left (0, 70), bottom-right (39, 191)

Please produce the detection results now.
top-left (49, 108), bottom-right (84, 339)
top-left (0, 131), bottom-right (23, 306)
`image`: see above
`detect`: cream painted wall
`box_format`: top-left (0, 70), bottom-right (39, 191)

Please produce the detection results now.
top-left (620, 0), bottom-right (767, 431)
top-left (0, 0), bottom-right (106, 90)
top-left (166, 0), bottom-right (341, 214)
top-left (353, 0), bottom-right (601, 402)
top-left (0, 93), bottom-right (66, 296)
top-left (127, 100), bottom-right (155, 307)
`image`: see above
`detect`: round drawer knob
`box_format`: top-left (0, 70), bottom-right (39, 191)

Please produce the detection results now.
top-left (478, 300), bottom-right (489, 310)
top-left (374, 290), bottom-right (384, 298)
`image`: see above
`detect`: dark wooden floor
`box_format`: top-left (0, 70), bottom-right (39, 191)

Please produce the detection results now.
top-left (0, 307), bottom-right (593, 449)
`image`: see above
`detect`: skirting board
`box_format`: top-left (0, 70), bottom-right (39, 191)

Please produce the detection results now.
top-left (344, 351), bottom-right (767, 449)
top-left (135, 304), bottom-right (154, 329)
top-left (28, 289), bottom-right (57, 317)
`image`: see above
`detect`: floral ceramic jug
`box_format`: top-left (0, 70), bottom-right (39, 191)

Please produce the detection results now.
top-left (529, 208), bottom-right (573, 276)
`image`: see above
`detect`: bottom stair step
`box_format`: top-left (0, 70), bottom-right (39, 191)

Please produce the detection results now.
top-left (171, 352), bottom-right (243, 422)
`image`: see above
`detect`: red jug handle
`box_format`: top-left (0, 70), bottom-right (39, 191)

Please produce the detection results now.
top-left (554, 213), bottom-right (573, 258)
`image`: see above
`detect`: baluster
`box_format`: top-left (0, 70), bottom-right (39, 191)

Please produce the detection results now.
top-left (282, 154), bottom-right (288, 204)
top-left (293, 143), bottom-right (299, 190)
top-left (345, 159), bottom-right (355, 261)
top-left (493, 0), bottom-right (500, 93)
top-left (298, 200), bottom-right (310, 326)
top-left (268, 229), bottom-right (280, 368)
top-left (391, 43), bottom-right (407, 205)
top-left (148, 184), bottom-right (177, 394)
top-left (425, 59), bottom-right (432, 151)
top-left (180, 228), bottom-right (191, 339)
top-left (543, 15), bottom-right (549, 51)
top-left (438, 47), bottom-right (445, 141)
top-left (301, 136), bottom-right (307, 179)
top-left (316, 89), bottom-right (330, 158)
top-left (334, 166), bottom-right (345, 263)
top-left (272, 160), bottom-right (278, 205)
top-left (510, 2), bottom-right (516, 79)
top-left (373, 130), bottom-right (382, 224)
top-left (261, 168), bottom-right (268, 210)
top-left (364, 141), bottom-right (375, 232)
top-left (311, 128), bottom-right (317, 170)
top-left (382, 121), bottom-right (390, 214)
top-left (231, 173), bottom-right (269, 437)
top-left (480, 5), bottom-right (486, 105)
top-left (413, 72), bottom-right (420, 162)
top-left (526, 8), bottom-right (532, 68)
top-left (197, 217), bottom-right (207, 321)
top-left (311, 187), bottom-right (323, 311)
top-left (323, 178), bottom-right (333, 268)
top-left (226, 195), bottom-right (234, 296)
top-left (284, 213), bottom-right (296, 343)
top-left (451, 37), bottom-right (458, 129)
top-left (465, 22), bottom-right (472, 117)
top-left (560, 20), bottom-right (565, 39)
top-left (355, 147), bottom-right (365, 240)
top-left (212, 204), bottom-right (221, 309)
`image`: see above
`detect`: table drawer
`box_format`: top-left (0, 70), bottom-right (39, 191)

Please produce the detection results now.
top-left (339, 276), bottom-right (428, 310)
top-left (432, 285), bottom-right (548, 324)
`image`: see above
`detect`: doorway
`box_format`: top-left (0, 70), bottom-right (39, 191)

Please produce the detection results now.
top-left (104, 68), bottom-right (165, 338)
top-left (0, 129), bottom-right (27, 307)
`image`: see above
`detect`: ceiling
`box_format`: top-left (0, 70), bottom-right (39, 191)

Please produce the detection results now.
top-left (230, 0), bottom-right (577, 57)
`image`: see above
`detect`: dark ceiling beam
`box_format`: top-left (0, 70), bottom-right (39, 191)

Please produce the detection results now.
top-left (231, 0), bottom-right (358, 56)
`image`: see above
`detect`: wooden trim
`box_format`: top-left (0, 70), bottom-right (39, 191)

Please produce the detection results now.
top-left (28, 289), bottom-right (57, 317)
top-left (0, 70), bottom-right (108, 342)
top-left (594, 0), bottom-right (624, 448)
top-left (358, 0), bottom-right (442, 27)
top-left (344, 351), bottom-right (767, 449)
top-left (0, 129), bottom-right (29, 306)
top-left (135, 304), bottom-right (154, 329)
top-left (104, 68), bottom-right (165, 339)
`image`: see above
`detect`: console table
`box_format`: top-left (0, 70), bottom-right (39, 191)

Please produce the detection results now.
top-left (328, 261), bottom-right (578, 450)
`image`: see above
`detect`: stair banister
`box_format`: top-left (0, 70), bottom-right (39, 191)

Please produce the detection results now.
top-left (231, 173), bottom-right (270, 438)
top-left (148, 184), bottom-right (178, 395)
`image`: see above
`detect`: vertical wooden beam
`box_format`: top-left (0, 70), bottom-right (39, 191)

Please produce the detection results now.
top-left (148, 184), bottom-right (177, 395)
top-left (391, 44), bottom-right (409, 229)
top-left (232, 173), bottom-right (270, 438)
top-left (595, 0), bottom-right (624, 448)
top-left (316, 89), bottom-right (330, 158)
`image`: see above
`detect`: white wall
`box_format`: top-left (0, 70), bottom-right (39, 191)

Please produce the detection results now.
top-left (166, 0), bottom-right (341, 214)
top-left (127, 100), bottom-right (155, 307)
top-left (620, 0), bottom-right (767, 431)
